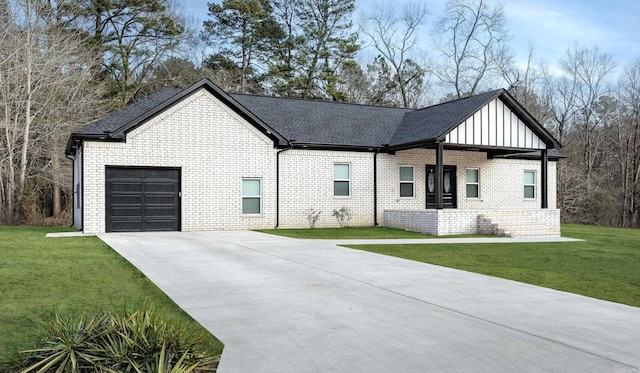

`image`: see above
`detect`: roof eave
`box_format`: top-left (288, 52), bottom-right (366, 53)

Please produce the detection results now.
top-left (65, 132), bottom-right (120, 155)
top-left (290, 142), bottom-right (384, 152)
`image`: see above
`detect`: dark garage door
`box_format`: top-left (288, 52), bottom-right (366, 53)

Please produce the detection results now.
top-left (106, 167), bottom-right (180, 232)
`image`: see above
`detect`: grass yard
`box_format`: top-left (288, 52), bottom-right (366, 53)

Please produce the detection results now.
top-left (257, 226), bottom-right (488, 239)
top-left (0, 226), bottom-right (223, 368)
top-left (345, 224), bottom-right (640, 308)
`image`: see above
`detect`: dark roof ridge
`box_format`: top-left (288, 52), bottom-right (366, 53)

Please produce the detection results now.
top-left (412, 88), bottom-right (504, 113)
top-left (229, 92), bottom-right (414, 112)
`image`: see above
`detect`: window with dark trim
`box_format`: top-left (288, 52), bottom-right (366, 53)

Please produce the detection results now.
top-left (242, 178), bottom-right (261, 214)
top-left (399, 166), bottom-right (414, 197)
top-left (524, 170), bottom-right (536, 199)
top-left (466, 168), bottom-right (479, 198)
top-left (333, 163), bottom-right (350, 197)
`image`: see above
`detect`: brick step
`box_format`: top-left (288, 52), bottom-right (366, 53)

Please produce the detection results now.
top-left (477, 214), bottom-right (558, 238)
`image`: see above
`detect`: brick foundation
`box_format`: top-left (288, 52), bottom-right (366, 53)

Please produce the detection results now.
top-left (384, 209), bottom-right (561, 237)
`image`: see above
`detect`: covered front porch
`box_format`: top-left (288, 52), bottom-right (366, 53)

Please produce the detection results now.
top-left (379, 89), bottom-right (563, 237)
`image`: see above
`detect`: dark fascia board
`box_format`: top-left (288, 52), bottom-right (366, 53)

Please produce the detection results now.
top-left (66, 79), bottom-right (289, 155)
top-left (384, 139), bottom-right (438, 152)
top-left (288, 142), bottom-right (384, 152)
top-left (488, 149), bottom-right (566, 161)
top-left (65, 133), bottom-right (120, 155)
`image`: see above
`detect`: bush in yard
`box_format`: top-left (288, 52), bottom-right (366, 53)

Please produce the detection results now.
top-left (332, 206), bottom-right (353, 228)
top-left (14, 306), bottom-right (220, 372)
top-left (304, 208), bottom-right (321, 228)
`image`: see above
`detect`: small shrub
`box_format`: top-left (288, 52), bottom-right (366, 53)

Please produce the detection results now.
top-left (304, 208), bottom-right (321, 228)
top-left (332, 206), bottom-right (353, 228)
top-left (14, 306), bottom-right (220, 372)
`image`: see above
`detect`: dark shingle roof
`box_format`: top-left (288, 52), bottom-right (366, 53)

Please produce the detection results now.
top-left (70, 79), bottom-right (559, 154)
top-left (389, 89), bottom-right (503, 146)
top-left (229, 94), bottom-right (411, 146)
top-left (75, 87), bottom-right (183, 135)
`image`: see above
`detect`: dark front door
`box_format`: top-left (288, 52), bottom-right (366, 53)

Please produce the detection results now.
top-left (426, 165), bottom-right (457, 209)
top-left (105, 167), bottom-right (181, 232)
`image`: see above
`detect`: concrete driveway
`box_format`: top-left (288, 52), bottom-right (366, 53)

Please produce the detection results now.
top-left (98, 231), bottom-right (640, 373)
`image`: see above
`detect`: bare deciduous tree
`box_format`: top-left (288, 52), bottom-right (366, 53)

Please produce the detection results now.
top-left (360, 1), bottom-right (429, 108)
top-left (433, 0), bottom-right (512, 98)
top-left (615, 58), bottom-right (640, 226)
top-left (0, 0), bottom-right (103, 224)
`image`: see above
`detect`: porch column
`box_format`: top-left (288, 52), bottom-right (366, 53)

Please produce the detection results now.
top-left (436, 143), bottom-right (444, 209)
top-left (541, 149), bottom-right (548, 209)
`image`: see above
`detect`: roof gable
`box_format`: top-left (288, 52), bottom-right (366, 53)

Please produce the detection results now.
top-left (67, 79), bottom-right (289, 154)
top-left (444, 96), bottom-right (546, 150)
top-left (389, 90), bottom-right (503, 146)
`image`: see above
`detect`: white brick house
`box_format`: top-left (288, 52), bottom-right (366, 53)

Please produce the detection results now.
top-left (67, 79), bottom-right (563, 236)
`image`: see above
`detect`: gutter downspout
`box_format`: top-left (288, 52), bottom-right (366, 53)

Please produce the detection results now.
top-left (275, 144), bottom-right (293, 228)
top-left (373, 151), bottom-right (378, 226)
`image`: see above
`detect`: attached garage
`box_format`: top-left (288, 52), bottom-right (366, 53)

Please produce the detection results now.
top-left (105, 167), bottom-right (181, 232)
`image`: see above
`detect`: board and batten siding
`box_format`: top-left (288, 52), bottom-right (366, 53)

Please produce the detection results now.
top-left (444, 98), bottom-right (546, 149)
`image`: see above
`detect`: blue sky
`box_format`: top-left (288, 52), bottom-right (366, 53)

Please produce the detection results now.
top-left (183, 0), bottom-right (640, 76)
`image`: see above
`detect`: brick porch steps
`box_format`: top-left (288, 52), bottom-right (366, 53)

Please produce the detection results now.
top-left (477, 213), bottom-right (560, 238)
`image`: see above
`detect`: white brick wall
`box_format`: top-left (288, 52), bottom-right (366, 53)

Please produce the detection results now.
top-left (82, 88), bottom-right (277, 233)
top-left (278, 149), bottom-right (374, 228)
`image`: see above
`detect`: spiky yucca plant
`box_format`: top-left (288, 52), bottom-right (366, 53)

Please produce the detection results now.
top-left (15, 307), bottom-right (220, 373)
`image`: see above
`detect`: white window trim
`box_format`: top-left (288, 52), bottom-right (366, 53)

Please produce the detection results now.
top-left (242, 178), bottom-right (262, 214)
top-left (466, 168), bottom-right (480, 199)
top-left (333, 163), bottom-right (351, 198)
top-left (524, 170), bottom-right (536, 199)
top-left (399, 165), bottom-right (415, 198)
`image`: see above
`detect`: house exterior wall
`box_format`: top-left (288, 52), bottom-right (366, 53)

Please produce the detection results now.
top-left (278, 149), bottom-right (374, 228)
top-left (276, 147), bottom-right (557, 231)
top-left (78, 88), bottom-right (559, 235)
top-left (81, 88), bottom-right (277, 233)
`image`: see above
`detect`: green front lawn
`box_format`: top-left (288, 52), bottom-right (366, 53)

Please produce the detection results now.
top-left (0, 226), bottom-right (223, 367)
top-left (257, 226), bottom-right (488, 239)
top-left (345, 224), bottom-right (640, 307)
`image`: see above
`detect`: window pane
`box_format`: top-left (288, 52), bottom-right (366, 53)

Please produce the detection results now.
top-left (400, 182), bottom-right (413, 197)
top-left (524, 185), bottom-right (535, 199)
top-left (242, 197), bottom-right (260, 214)
top-left (466, 169), bottom-right (478, 183)
top-left (334, 164), bottom-right (349, 179)
top-left (400, 167), bottom-right (414, 182)
top-left (466, 184), bottom-right (479, 198)
top-left (242, 179), bottom-right (260, 196)
top-left (334, 181), bottom-right (350, 196)
top-left (524, 171), bottom-right (535, 185)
